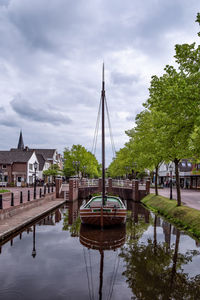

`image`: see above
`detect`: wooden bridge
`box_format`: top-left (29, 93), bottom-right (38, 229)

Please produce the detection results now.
top-left (55, 178), bottom-right (150, 202)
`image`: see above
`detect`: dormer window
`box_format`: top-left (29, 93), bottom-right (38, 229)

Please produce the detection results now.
top-left (2, 165), bottom-right (6, 169)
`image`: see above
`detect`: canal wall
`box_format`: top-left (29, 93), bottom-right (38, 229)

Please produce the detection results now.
top-left (0, 192), bottom-right (56, 221)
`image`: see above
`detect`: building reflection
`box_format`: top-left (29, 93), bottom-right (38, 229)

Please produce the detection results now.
top-left (0, 207), bottom-right (63, 257)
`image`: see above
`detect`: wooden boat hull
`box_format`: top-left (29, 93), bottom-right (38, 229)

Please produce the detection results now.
top-left (80, 224), bottom-right (126, 250)
top-left (80, 208), bottom-right (126, 227)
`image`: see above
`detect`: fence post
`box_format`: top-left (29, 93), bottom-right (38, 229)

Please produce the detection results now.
top-left (20, 191), bottom-right (23, 204)
top-left (40, 188), bottom-right (42, 198)
top-left (51, 185), bottom-right (53, 192)
top-left (11, 193), bottom-right (14, 206)
top-left (0, 194), bottom-right (2, 209)
top-left (44, 186), bottom-right (46, 195)
top-left (28, 190), bottom-right (30, 201)
top-left (48, 186), bottom-right (50, 193)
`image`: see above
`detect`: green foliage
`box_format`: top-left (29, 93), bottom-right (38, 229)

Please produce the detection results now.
top-left (63, 144), bottom-right (101, 178)
top-left (43, 164), bottom-right (61, 177)
top-left (0, 189), bottom-right (10, 193)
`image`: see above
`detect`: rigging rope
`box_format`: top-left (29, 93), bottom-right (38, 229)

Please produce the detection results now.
top-left (91, 96), bottom-right (102, 155)
top-left (83, 247), bottom-right (93, 300)
top-left (107, 249), bottom-right (121, 300)
top-left (88, 249), bottom-right (95, 300)
top-left (91, 94), bottom-right (116, 159)
top-left (105, 96), bottom-right (116, 159)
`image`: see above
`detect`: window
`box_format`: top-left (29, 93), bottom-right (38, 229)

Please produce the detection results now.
top-left (2, 165), bottom-right (6, 169)
top-left (182, 162), bottom-right (186, 167)
top-left (187, 162), bottom-right (192, 167)
top-left (29, 164), bottom-right (33, 171)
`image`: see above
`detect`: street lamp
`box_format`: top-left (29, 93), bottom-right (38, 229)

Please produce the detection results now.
top-left (83, 165), bottom-right (87, 178)
top-left (72, 161), bottom-right (80, 178)
top-left (34, 161), bottom-right (38, 199)
top-left (32, 225), bottom-right (36, 258)
top-left (125, 166), bottom-right (129, 179)
top-left (169, 163), bottom-right (173, 200)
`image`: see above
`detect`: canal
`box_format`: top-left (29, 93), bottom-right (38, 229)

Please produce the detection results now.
top-left (0, 200), bottom-right (200, 299)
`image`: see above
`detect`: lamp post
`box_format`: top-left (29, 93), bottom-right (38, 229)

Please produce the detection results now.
top-left (73, 161), bottom-right (80, 178)
top-left (169, 164), bottom-right (173, 200)
top-left (34, 161), bottom-right (38, 199)
top-left (32, 225), bottom-right (36, 258)
top-left (125, 166), bottom-right (129, 179)
top-left (83, 165), bottom-right (86, 178)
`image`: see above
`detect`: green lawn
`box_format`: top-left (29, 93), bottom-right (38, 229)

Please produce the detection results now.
top-left (142, 194), bottom-right (200, 239)
top-left (0, 189), bottom-right (10, 193)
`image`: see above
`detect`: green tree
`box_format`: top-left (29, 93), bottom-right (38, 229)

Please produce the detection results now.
top-left (43, 164), bottom-right (61, 182)
top-left (63, 144), bottom-right (100, 178)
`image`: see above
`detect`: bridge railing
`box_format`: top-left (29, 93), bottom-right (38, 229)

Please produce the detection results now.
top-left (112, 179), bottom-right (132, 188)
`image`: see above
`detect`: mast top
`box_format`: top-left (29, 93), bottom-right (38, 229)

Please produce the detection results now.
top-left (102, 63), bottom-right (105, 91)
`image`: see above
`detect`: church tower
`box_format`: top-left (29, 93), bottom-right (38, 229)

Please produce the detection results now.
top-left (17, 130), bottom-right (24, 150)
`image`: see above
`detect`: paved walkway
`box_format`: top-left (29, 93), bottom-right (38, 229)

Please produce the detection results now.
top-left (0, 198), bottom-right (66, 241)
top-left (150, 188), bottom-right (200, 210)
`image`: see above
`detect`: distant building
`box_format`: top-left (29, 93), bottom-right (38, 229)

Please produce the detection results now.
top-left (0, 131), bottom-right (63, 186)
top-left (158, 159), bottom-right (200, 189)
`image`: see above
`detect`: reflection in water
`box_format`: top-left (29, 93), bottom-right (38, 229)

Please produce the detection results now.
top-left (0, 201), bottom-right (200, 299)
top-left (79, 224), bottom-right (126, 300)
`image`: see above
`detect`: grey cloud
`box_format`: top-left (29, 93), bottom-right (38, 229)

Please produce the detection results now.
top-left (0, 106), bottom-right (5, 113)
top-left (0, 117), bottom-right (19, 127)
top-left (10, 95), bottom-right (72, 125)
top-left (111, 72), bottom-right (139, 85)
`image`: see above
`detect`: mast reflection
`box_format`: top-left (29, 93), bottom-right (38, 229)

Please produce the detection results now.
top-left (79, 224), bottom-right (126, 300)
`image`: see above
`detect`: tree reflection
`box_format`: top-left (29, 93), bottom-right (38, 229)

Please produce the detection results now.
top-left (121, 213), bottom-right (200, 299)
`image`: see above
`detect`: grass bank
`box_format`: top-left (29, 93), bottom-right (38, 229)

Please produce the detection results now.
top-left (141, 194), bottom-right (200, 239)
top-left (0, 189), bottom-right (10, 193)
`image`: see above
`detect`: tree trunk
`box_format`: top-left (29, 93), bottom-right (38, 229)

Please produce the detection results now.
top-left (174, 158), bottom-right (181, 206)
top-left (155, 165), bottom-right (158, 196)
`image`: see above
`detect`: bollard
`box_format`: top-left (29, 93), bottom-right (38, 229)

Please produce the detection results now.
top-left (44, 186), bottom-right (46, 195)
top-left (0, 194), bottom-right (2, 209)
top-left (40, 188), bottom-right (42, 198)
top-left (20, 191), bottom-right (23, 204)
top-left (48, 186), bottom-right (50, 193)
top-left (11, 193), bottom-right (14, 206)
top-left (34, 188), bottom-right (36, 200)
top-left (28, 190), bottom-right (30, 201)
top-left (51, 185), bottom-right (53, 192)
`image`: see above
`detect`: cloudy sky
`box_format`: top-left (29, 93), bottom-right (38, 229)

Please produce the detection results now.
top-left (0, 0), bottom-right (199, 165)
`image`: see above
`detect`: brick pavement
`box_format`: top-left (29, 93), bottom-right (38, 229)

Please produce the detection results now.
top-left (0, 198), bottom-right (66, 241)
top-left (150, 187), bottom-right (200, 210)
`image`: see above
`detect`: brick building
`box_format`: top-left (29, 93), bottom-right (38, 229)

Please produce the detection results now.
top-left (0, 131), bottom-right (63, 186)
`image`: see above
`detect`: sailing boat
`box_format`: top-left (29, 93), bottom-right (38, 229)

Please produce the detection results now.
top-left (80, 65), bottom-right (126, 227)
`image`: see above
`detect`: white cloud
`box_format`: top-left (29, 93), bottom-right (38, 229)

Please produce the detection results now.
top-left (0, 0), bottom-right (199, 164)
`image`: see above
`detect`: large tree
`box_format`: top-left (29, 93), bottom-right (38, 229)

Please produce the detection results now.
top-left (63, 144), bottom-right (100, 178)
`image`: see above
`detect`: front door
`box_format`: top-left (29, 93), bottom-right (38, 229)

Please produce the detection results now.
top-left (17, 176), bottom-right (22, 187)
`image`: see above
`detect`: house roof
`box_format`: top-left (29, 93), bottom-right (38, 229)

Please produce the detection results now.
top-left (0, 150), bottom-right (34, 164)
top-left (32, 149), bottom-right (56, 160)
top-left (36, 153), bottom-right (45, 171)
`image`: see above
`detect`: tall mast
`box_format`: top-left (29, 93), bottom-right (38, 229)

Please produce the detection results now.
top-left (101, 63), bottom-right (105, 206)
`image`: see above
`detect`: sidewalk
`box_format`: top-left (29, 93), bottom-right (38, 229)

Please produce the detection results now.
top-left (150, 188), bottom-right (200, 210)
top-left (0, 198), bottom-right (66, 241)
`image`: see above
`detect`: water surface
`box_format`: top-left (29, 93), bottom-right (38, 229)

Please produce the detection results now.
top-left (0, 200), bottom-right (200, 299)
